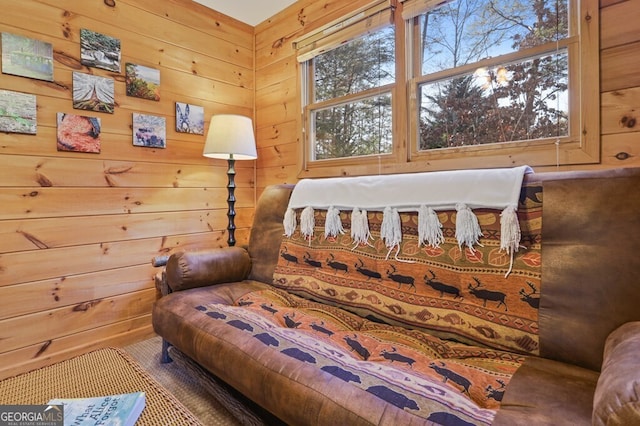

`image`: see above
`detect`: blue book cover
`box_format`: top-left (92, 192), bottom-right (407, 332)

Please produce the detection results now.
top-left (47, 391), bottom-right (145, 426)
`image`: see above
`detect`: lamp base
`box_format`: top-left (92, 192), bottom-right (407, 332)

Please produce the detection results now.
top-left (226, 155), bottom-right (236, 247)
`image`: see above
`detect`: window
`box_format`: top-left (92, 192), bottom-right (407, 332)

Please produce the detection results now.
top-left (295, 0), bottom-right (599, 177)
top-left (312, 27), bottom-right (395, 160)
top-left (295, 1), bottom-right (399, 174)
top-left (405, 0), bottom-right (599, 168)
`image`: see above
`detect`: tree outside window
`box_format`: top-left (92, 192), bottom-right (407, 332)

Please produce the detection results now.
top-left (307, 26), bottom-right (395, 161)
top-left (416, 0), bottom-right (570, 151)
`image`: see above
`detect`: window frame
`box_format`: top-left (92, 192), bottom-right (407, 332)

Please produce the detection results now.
top-left (297, 3), bottom-right (404, 178)
top-left (405, 0), bottom-right (600, 169)
top-left (295, 0), bottom-right (599, 178)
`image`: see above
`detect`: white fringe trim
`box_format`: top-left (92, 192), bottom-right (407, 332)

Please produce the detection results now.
top-left (324, 206), bottom-right (345, 239)
top-left (418, 205), bottom-right (444, 248)
top-left (285, 202), bottom-right (522, 276)
top-left (455, 203), bottom-right (483, 251)
top-left (381, 207), bottom-right (403, 260)
top-left (283, 207), bottom-right (296, 237)
top-left (500, 205), bottom-right (522, 277)
top-left (300, 206), bottom-right (315, 243)
top-left (350, 208), bottom-right (372, 248)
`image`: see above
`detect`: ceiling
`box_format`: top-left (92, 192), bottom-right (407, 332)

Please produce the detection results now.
top-left (192, 0), bottom-right (297, 26)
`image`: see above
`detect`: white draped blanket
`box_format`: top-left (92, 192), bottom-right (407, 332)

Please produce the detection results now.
top-left (287, 166), bottom-right (532, 211)
top-left (283, 166), bottom-right (532, 274)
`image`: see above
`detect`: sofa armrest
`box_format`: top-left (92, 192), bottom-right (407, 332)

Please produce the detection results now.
top-left (593, 321), bottom-right (640, 426)
top-left (165, 247), bottom-right (251, 292)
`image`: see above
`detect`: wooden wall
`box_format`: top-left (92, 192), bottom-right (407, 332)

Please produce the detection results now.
top-left (254, 0), bottom-right (640, 190)
top-left (0, 0), bottom-right (255, 379)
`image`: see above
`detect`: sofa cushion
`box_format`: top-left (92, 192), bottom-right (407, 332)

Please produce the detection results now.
top-left (539, 168), bottom-right (640, 371)
top-left (272, 180), bottom-right (543, 356)
top-left (155, 283), bottom-right (529, 425)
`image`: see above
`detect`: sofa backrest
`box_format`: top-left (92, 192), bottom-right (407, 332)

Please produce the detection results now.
top-left (537, 167), bottom-right (640, 371)
top-left (247, 184), bottom-right (294, 283)
top-left (248, 168), bottom-right (640, 372)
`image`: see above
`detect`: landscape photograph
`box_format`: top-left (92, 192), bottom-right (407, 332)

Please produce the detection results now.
top-left (1, 32), bottom-right (53, 81)
top-left (126, 63), bottom-right (160, 101)
top-left (80, 28), bottom-right (121, 73)
top-left (72, 72), bottom-right (115, 114)
top-left (0, 89), bottom-right (37, 134)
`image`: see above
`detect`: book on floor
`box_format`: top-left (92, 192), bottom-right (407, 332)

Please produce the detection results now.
top-left (47, 391), bottom-right (145, 426)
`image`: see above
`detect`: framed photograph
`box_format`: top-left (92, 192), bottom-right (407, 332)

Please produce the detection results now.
top-left (175, 102), bottom-right (204, 135)
top-left (1, 32), bottom-right (54, 81)
top-left (133, 113), bottom-right (166, 148)
top-left (73, 72), bottom-right (115, 114)
top-left (80, 28), bottom-right (121, 73)
top-left (126, 63), bottom-right (160, 101)
top-left (57, 113), bottom-right (101, 154)
top-left (0, 89), bottom-right (37, 134)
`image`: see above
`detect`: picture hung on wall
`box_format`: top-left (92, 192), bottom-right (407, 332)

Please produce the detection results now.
top-left (73, 72), bottom-right (115, 113)
top-left (133, 113), bottom-right (166, 148)
top-left (175, 102), bottom-right (204, 135)
top-left (126, 63), bottom-right (160, 101)
top-left (80, 28), bottom-right (121, 73)
top-left (56, 112), bottom-right (101, 154)
top-left (1, 32), bottom-right (54, 81)
top-left (0, 89), bottom-right (37, 134)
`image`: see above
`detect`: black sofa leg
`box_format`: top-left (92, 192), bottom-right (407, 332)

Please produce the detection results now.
top-left (161, 338), bottom-right (173, 363)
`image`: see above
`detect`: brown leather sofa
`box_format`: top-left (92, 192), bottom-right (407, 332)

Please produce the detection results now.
top-left (152, 167), bottom-right (640, 425)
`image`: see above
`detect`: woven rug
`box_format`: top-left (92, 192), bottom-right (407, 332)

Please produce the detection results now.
top-left (0, 347), bottom-right (202, 426)
top-left (124, 336), bottom-right (241, 426)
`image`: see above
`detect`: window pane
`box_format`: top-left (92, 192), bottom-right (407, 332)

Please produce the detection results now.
top-left (419, 51), bottom-right (568, 150)
top-left (314, 26), bottom-right (395, 103)
top-left (313, 94), bottom-right (393, 160)
top-left (420, 0), bottom-right (568, 75)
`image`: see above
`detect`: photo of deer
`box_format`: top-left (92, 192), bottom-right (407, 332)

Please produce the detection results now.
top-left (132, 113), bottom-right (166, 148)
top-left (80, 28), bottom-right (121, 73)
top-left (175, 102), bottom-right (204, 135)
top-left (0, 89), bottom-right (37, 134)
top-left (1, 32), bottom-right (53, 81)
top-left (73, 72), bottom-right (115, 114)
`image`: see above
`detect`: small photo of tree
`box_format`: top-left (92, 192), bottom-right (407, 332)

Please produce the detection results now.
top-left (126, 63), bottom-right (160, 101)
top-left (80, 28), bottom-right (121, 73)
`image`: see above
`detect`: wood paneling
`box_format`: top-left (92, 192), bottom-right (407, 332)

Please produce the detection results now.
top-left (0, 0), bottom-right (254, 379)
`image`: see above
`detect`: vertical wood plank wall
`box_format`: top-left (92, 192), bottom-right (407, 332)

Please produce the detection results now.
top-left (254, 0), bottom-right (640, 192)
top-left (0, 0), bottom-right (255, 379)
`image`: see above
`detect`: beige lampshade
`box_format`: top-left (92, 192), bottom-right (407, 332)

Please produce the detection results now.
top-left (203, 114), bottom-right (257, 160)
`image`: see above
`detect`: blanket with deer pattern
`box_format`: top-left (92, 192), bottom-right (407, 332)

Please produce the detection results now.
top-left (198, 287), bottom-right (526, 424)
top-left (212, 180), bottom-right (541, 421)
